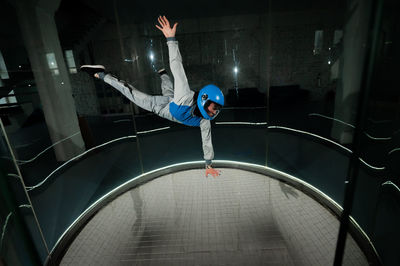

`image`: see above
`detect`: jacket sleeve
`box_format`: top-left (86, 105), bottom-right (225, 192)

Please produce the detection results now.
top-left (200, 119), bottom-right (214, 165)
top-left (166, 40), bottom-right (192, 103)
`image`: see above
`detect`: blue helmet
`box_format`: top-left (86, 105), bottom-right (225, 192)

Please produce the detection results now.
top-left (197, 84), bottom-right (224, 120)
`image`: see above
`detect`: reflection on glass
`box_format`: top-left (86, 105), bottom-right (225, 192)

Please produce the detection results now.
top-left (0, 51), bottom-right (9, 79)
top-left (343, 0), bottom-right (400, 264)
top-left (313, 30), bottom-right (324, 55)
top-left (45, 53), bottom-right (59, 75)
top-left (0, 90), bottom-right (17, 105)
top-left (64, 50), bottom-right (77, 74)
top-left (0, 119), bottom-right (48, 264)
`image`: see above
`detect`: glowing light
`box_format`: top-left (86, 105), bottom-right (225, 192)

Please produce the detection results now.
top-left (17, 132), bottom-right (81, 165)
top-left (18, 65), bottom-right (22, 68)
top-left (268, 125), bottom-right (385, 170)
top-left (61, 82), bottom-right (64, 85)
top-left (328, 61), bottom-right (331, 65)
top-left (216, 122), bottom-right (268, 126)
top-left (234, 66), bottom-right (238, 74)
top-left (149, 52), bottom-right (154, 61)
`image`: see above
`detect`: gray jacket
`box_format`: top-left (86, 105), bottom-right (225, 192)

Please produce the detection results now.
top-left (167, 40), bottom-right (214, 165)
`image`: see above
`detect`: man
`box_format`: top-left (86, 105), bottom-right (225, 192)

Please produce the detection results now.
top-left (81, 16), bottom-right (223, 177)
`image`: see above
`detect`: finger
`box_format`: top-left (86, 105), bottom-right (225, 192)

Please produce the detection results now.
top-left (159, 16), bottom-right (166, 26)
top-left (172, 22), bottom-right (178, 31)
top-left (163, 16), bottom-right (170, 27)
top-left (155, 25), bottom-right (163, 31)
top-left (158, 16), bottom-right (165, 28)
top-left (158, 16), bottom-right (164, 27)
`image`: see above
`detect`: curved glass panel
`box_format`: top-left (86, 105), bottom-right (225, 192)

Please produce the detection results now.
top-left (0, 120), bottom-right (48, 264)
top-left (0, 0), bottom-right (142, 252)
top-left (344, 0), bottom-right (400, 264)
top-left (1, 0), bottom-right (397, 264)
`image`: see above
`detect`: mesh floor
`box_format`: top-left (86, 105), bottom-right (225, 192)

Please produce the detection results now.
top-left (60, 168), bottom-right (367, 266)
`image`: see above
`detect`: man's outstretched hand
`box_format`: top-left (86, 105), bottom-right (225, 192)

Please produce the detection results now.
top-left (206, 166), bottom-right (221, 178)
top-left (155, 16), bottom-right (178, 38)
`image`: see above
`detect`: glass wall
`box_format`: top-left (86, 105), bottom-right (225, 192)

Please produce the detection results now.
top-left (343, 0), bottom-right (400, 265)
top-left (0, 0), bottom-right (398, 265)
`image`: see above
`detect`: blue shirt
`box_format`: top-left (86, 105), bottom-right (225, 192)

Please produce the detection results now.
top-left (169, 102), bottom-right (202, 127)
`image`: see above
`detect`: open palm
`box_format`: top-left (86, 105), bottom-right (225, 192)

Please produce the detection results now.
top-left (155, 16), bottom-right (178, 38)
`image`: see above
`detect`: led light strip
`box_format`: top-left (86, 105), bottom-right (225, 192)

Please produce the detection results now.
top-left (0, 213), bottom-right (12, 251)
top-left (24, 126), bottom-right (170, 191)
top-left (268, 126), bottom-right (385, 170)
top-left (363, 132), bottom-right (392, 141)
top-left (368, 118), bottom-right (393, 124)
top-left (8, 173), bottom-right (21, 180)
top-left (222, 106), bottom-right (267, 110)
top-left (309, 113), bottom-right (392, 140)
top-left (382, 181), bottom-right (400, 192)
top-left (216, 122), bottom-right (268, 125)
top-left (0, 205), bottom-right (31, 251)
top-left (14, 138), bottom-right (40, 149)
top-left (26, 135), bottom-right (137, 191)
top-left (358, 158), bottom-right (385, 171)
top-left (388, 148), bottom-right (400, 155)
top-left (308, 113), bottom-right (355, 128)
top-left (137, 126), bottom-right (170, 134)
top-left (269, 125), bottom-right (352, 152)
top-left (113, 119), bottom-right (132, 123)
top-left (17, 132), bottom-right (81, 165)
top-left (17, 126), bottom-right (171, 165)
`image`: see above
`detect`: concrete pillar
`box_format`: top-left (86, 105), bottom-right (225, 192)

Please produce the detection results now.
top-left (331, 0), bottom-right (373, 144)
top-left (12, 0), bottom-right (85, 161)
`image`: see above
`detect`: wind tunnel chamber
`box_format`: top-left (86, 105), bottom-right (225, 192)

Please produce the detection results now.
top-left (0, 0), bottom-right (399, 265)
top-left (59, 166), bottom-right (368, 265)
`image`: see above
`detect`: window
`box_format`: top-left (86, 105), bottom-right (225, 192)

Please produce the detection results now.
top-left (0, 51), bottom-right (9, 80)
top-left (46, 52), bottom-right (59, 75)
top-left (0, 90), bottom-right (17, 105)
top-left (333, 30), bottom-right (343, 45)
top-left (65, 50), bottom-right (77, 74)
top-left (313, 30), bottom-right (324, 55)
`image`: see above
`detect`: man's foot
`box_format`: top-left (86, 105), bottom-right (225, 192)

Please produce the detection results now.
top-left (157, 68), bottom-right (167, 76)
top-left (80, 65), bottom-right (105, 77)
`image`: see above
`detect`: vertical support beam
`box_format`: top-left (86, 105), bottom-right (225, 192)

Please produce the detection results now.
top-left (12, 0), bottom-right (85, 161)
top-left (331, 0), bottom-right (373, 144)
top-left (333, 0), bottom-right (383, 264)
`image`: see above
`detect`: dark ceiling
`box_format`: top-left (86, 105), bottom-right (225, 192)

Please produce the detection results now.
top-left (0, 0), bottom-right (345, 72)
top-left (1, 0), bottom-right (345, 49)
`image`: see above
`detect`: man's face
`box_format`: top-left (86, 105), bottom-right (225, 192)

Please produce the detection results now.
top-left (206, 102), bottom-right (220, 117)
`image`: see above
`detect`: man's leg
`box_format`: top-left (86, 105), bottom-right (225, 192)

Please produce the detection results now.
top-left (104, 75), bottom-right (179, 122)
top-left (103, 74), bottom-right (162, 114)
top-left (81, 65), bottom-right (177, 122)
top-left (158, 69), bottom-right (174, 98)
